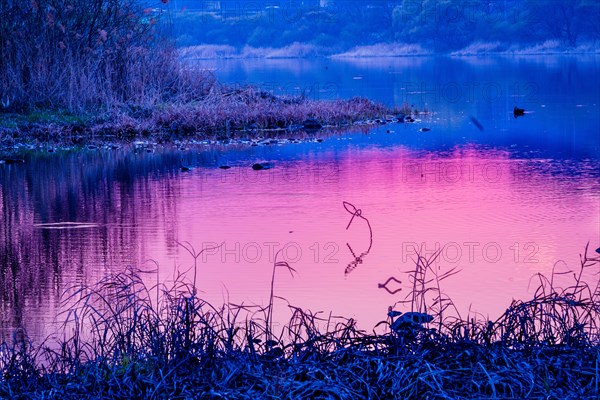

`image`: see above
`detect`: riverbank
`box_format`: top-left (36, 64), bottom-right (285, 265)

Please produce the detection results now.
top-left (1, 246), bottom-right (599, 398)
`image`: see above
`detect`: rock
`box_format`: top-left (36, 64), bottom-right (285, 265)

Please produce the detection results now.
top-left (391, 312), bottom-right (434, 331)
top-left (264, 347), bottom-right (283, 359)
top-left (513, 106), bottom-right (525, 117)
top-left (1, 158), bottom-right (25, 165)
top-left (252, 162), bottom-right (273, 171)
top-left (302, 119), bottom-right (322, 132)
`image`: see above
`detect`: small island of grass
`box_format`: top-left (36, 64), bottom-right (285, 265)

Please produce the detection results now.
top-left (0, 0), bottom-right (412, 153)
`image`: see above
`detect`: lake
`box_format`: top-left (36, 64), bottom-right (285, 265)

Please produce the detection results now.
top-left (1, 55), bottom-right (599, 341)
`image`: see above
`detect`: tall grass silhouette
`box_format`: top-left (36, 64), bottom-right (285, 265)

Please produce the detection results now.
top-left (1, 244), bottom-right (599, 398)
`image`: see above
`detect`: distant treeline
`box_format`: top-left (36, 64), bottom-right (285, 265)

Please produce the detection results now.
top-left (170, 0), bottom-right (600, 52)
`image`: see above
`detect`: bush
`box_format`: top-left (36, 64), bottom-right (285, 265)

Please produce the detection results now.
top-left (0, 0), bottom-right (210, 113)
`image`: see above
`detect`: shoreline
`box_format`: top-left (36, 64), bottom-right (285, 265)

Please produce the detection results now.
top-left (0, 91), bottom-right (414, 156)
top-left (1, 247), bottom-right (599, 398)
top-left (179, 42), bottom-right (600, 60)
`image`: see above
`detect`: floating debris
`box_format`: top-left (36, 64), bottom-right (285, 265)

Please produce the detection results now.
top-left (379, 276), bottom-right (402, 294)
top-left (343, 201), bottom-right (373, 276)
top-left (34, 222), bottom-right (99, 229)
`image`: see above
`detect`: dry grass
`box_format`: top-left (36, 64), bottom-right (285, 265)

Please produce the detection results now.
top-left (0, 0), bottom-right (209, 113)
top-left (1, 244), bottom-right (599, 398)
top-left (0, 87), bottom-right (410, 148)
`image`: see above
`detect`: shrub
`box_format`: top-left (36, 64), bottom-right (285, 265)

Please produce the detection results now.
top-left (0, 0), bottom-right (212, 113)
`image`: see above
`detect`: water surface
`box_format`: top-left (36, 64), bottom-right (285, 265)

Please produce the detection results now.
top-left (1, 56), bottom-right (599, 340)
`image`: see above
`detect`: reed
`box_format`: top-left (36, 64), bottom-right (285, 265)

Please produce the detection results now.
top-left (1, 245), bottom-right (598, 398)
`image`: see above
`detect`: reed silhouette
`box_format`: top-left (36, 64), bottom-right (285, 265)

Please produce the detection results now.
top-left (1, 242), bottom-right (599, 398)
top-left (342, 201), bottom-right (373, 275)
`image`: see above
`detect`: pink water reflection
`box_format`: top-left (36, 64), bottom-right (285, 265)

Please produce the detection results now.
top-left (141, 145), bottom-right (600, 330)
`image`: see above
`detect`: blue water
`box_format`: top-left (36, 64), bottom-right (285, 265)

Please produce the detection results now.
top-left (198, 55), bottom-right (600, 158)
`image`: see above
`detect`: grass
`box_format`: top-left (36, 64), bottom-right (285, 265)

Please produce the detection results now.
top-left (1, 244), bottom-right (599, 398)
top-left (0, 87), bottom-right (412, 150)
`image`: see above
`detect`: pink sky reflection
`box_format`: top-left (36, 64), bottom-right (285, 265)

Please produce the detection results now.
top-left (140, 145), bottom-right (599, 330)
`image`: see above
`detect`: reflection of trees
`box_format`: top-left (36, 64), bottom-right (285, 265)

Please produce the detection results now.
top-left (0, 150), bottom-right (186, 341)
